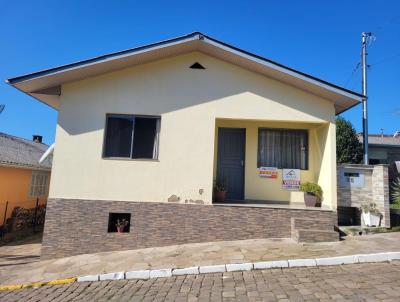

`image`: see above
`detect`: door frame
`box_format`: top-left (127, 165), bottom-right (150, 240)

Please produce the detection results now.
top-left (216, 127), bottom-right (246, 201)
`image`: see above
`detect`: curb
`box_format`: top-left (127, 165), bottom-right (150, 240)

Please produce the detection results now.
top-left (1, 251), bottom-right (399, 291)
top-left (0, 278), bottom-right (76, 291)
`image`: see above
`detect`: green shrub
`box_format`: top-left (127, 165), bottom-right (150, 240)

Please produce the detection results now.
top-left (360, 202), bottom-right (382, 216)
top-left (299, 182), bottom-right (323, 201)
top-left (390, 203), bottom-right (400, 209)
top-left (391, 177), bottom-right (400, 205)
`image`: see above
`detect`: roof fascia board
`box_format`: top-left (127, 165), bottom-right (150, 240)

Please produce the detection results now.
top-left (6, 34), bottom-right (200, 85)
top-left (202, 36), bottom-right (363, 102)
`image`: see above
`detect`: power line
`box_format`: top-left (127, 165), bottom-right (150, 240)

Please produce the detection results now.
top-left (370, 51), bottom-right (400, 66)
top-left (343, 62), bottom-right (360, 88)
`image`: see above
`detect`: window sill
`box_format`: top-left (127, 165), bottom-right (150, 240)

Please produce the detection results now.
top-left (102, 157), bottom-right (159, 162)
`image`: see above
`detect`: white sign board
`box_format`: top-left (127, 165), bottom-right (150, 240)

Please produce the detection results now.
top-left (282, 169), bottom-right (300, 190)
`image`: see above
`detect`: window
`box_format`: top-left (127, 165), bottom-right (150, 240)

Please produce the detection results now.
top-left (103, 114), bottom-right (160, 159)
top-left (30, 171), bottom-right (49, 197)
top-left (258, 128), bottom-right (308, 170)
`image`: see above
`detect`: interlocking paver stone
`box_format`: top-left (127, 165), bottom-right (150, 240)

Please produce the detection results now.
top-left (2, 261), bottom-right (400, 301)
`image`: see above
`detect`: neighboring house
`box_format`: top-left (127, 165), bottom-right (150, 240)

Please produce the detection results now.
top-left (7, 32), bottom-right (363, 259)
top-left (359, 133), bottom-right (400, 184)
top-left (0, 133), bottom-right (52, 221)
top-left (358, 133), bottom-right (400, 165)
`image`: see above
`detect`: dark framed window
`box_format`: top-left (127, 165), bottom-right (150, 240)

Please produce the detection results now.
top-left (258, 128), bottom-right (308, 170)
top-left (103, 114), bottom-right (160, 159)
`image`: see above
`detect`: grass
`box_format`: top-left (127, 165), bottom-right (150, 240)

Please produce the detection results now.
top-left (390, 203), bottom-right (400, 209)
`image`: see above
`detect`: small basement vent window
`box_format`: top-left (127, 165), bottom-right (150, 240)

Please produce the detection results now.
top-left (108, 213), bottom-right (131, 233)
top-left (189, 62), bottom-right (205, 69)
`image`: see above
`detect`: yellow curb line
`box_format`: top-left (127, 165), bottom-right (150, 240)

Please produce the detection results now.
top-left (0, 278), bottom-right (76, 291)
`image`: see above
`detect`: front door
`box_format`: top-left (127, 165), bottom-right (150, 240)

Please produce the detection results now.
top-left (217, 128), bottom-right (245, 200)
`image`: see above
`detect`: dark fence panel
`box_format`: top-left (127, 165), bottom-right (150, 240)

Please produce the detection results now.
top-left (0, 199), bottom-right (46, 242)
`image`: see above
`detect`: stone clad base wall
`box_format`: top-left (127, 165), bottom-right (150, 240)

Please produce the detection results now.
top-left (337, 164), bottom-right (390, 227)
top-left (41, 199), bottom-right (337, 259)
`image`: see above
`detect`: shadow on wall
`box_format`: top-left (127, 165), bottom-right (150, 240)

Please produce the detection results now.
top-left (58, 53), bottom-right (335, 136)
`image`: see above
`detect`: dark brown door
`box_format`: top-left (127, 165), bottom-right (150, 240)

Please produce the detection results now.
top-left (217, 128), bottom-right (245, 200)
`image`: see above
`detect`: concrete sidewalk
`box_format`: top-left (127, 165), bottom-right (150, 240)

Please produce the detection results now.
top-left (1, 232), bottom-right (400, 285)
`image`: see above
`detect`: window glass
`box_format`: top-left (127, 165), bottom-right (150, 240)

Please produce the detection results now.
top-left (132, 117), bottom-right (158, 159)
top-left (104, 116), bottom-right (133, 158)
top-left (258, 128), bottom-right (308, 170)
top-left (103, 115), bottom-right (160, 159)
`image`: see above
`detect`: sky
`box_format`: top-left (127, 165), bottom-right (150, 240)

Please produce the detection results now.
top-left (0, 0), bottom-right (399, 145)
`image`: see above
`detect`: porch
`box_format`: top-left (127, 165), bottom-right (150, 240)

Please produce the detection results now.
top-left (212, 118), bottom-right (337, 210)
top-left (213, 199), bottom-right (332, 211)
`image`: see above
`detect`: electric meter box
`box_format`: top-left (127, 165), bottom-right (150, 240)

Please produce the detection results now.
top-left (339, 168), bottom-right (365, 188)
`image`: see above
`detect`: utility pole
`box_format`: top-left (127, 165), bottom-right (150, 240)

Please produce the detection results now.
top-left (361, 32), bottom-right (372, 165)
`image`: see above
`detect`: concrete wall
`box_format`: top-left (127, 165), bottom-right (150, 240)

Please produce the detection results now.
top-left (337, 164), bottom-right (390, 227)
top-left (50, 51), bottom-right (337, 207)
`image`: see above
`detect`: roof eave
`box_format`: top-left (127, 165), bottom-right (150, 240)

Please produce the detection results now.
top-left (0, 162), bottom-right (51, 171)
top-left (6, 32), bottom-right (363, 112)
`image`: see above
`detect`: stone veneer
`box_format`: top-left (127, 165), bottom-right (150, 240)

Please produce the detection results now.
top-left (337, 164), bottom-right (390, 227)
top-left (41, 199), bottom-right (337, 259)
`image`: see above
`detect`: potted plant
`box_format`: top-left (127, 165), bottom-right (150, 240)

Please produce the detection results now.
top-left (360, 203), bottom-right (382, 227)
top-left (115, 218), bottom-right (129, 233)
top-left (214, 178), bottom-right (227, 202)
top-left (299, 182), bottom-right (323, 207)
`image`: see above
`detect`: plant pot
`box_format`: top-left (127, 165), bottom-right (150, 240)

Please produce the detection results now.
top-left (304, 193), bottom-right (317, 207)
top-left (116, 226), bottom-right (125, 233)
top-left (362, 212), bottom-right (381, 227)
top-left (214, 190), bottom-right (227, 202)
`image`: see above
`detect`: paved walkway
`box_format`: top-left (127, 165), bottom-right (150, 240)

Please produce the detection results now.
top-left (1, 262), bottom-right (400, 301)
top-left (0, 234), bottom-right (42, 268)
top-left (1, 233), bottom-right (400, 285)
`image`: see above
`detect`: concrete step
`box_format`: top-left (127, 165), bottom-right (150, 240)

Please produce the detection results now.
top-left (293, 229), bottom-right (339, 243)
top-left (291, 218), bottom-right (335, 232)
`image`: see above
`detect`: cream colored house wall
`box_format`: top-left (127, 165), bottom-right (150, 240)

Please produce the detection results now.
top-left (50, 52), bottom-right (337, 208)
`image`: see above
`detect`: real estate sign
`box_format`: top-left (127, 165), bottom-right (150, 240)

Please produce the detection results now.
top-left (282, 169), bottom-right (300, 190)
top-left (259, 167), bottom-right (278, 178)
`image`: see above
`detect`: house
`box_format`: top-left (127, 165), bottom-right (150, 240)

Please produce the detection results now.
top-left (358, 133), bottom-right (400, 165)
top-left (7, 32), bottom-right (363, 259)
top-left (359, 133), bottom-right (400, 182)
top-left (0, 133), bottom-right (51, 224)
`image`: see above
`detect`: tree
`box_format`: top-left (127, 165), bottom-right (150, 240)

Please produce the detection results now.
top-left (336, 117), bottom-right (363, 164)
